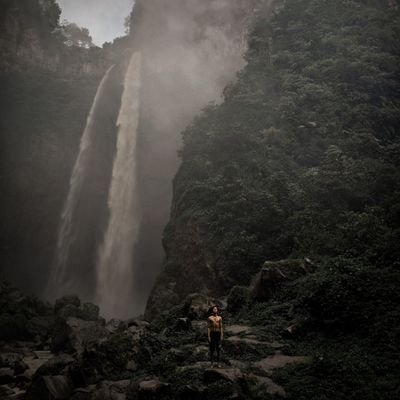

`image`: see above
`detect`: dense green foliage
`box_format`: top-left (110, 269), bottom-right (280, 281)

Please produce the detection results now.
top-left (160, 0), bottom-right (400, 397)
top-left (166, 0), bottom-right (400, 291)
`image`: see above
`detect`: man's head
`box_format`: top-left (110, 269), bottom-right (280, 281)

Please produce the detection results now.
top-left (212, 306), bottom-right (218, 315)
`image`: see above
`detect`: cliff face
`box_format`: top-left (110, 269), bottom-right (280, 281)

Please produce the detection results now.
top-left (145, 0), bottom-right (400, 319)
top-left (127, 0), bottom-right (280, 307)
top-left (0, 0), bottom-right (106, 75)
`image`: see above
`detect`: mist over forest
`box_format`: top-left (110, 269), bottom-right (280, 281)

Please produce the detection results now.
top-left (0, 1), bottom-right (399, 399)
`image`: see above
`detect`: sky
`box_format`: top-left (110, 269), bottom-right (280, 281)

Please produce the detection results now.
top-left (57, 0), bottom-right (134, 46)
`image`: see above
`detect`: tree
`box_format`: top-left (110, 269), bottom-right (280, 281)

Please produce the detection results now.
top-left (61, 20), bottom-right (94, 48)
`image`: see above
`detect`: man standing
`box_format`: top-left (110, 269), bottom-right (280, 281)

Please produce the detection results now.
top-left (207, 305), bottom-right (223, 367)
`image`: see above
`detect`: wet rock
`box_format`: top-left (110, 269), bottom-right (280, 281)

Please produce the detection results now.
top-left (0, 353), bottom-right (23, 371)
top-left (184, 293), bottom-right (215, 320)
top-left (254, 354), bottom-right (308, 373)
top-left (33, 353), bottom-right (74, 377)
top-left (0, 368), bottom-right (14, 384)
top-left (52, 317), bottom-right (109, 354)
top-left (69, 385), bottom-right (96, 400)
top-left (249, 374), bottom-right (287, 397)
top-left (75, 332), bottom-right (138, 382)
top-left (106, 319), bottom-right (128, 334)
top-left (203, 367), bottom-right (244, 383)
top-left (227, 286), bottom-right (250, 313)
top-left (176, 384), bottom-right (205, 400)
top-left (138, 378), bottom-right (171, 398)
top-left (91, 380), bottom-right (130, 400)
top-left (223, 336), bottom-right (275, 358)
top-left (26, 375), bottom-right (73, 400)
top-left (79, 303), bottom-right (100, 321)
top-left (23, 351), bottom-right (54, 380)
top-left (126, 360), bottom-right (138, 372)
top-left (250, 259), bottom-right (316, 302)
top-left (0, 384), bottom-right (15, 396)
top-left (57, 304), bottom-right (82, 320)
top-left (26, 316), bottom-right (55, 340)
top-left (55, 296), bottom-right (81, 314)
top-left (0, 313), bottom-right (29, 340)
top-left (175, 317), bottom-right (191, 332)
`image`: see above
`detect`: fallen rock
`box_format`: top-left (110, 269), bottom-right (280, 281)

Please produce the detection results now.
top-left (227, 286), bottom-right (250, 313)
top-left (26, 375), bottom-right (73, 400)
top-left (255, 354), bottom-right (308, 374)
top-left (129, 378), bottom-right (171, 399)
top-left (52, 317), bottom-right (109, 354)
top-left (55, 296), bottom-right (81, 314)
top-left (0, 353), bottom-right (23, 368)
top-left (91, 380), bottom-right (130, 400)
top-left (0, 368), bottom-right (15, 385)
top-left (250, 374), bottom-right (286, 397)
top-left (175, 317), bottom-right (192, 332)
top-left (203, 367), bottom-right (244, 383)
top-left (33, 353), bottom-right (74, 378)
top-left (250, 259), bottom-right (316, 301)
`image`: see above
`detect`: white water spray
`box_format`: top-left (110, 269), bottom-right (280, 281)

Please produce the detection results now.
top-left (95, 52), bottom-right (142, 319)
top-left (49, 65), bottom-right (115, 297)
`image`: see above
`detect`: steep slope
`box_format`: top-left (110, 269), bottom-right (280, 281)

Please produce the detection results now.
top-left (146, 0), bottom-right (400, 318)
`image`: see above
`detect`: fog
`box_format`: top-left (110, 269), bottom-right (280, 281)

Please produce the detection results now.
top-left (57, 0), bottom-right (134, 45)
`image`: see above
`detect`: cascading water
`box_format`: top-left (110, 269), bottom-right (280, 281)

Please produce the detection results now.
top-left (48, 65), bottom-right (116, 300)
top-left (95, 52), bottom-right (142, 319)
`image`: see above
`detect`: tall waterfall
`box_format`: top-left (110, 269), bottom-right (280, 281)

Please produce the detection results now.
top-left (48, 65), bottom-right (116, 299)
top-left (95, 52), bottom-right (142, 319)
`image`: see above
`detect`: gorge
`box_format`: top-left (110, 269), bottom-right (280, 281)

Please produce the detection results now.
top-left (0, 1), bottom-right (399, 399)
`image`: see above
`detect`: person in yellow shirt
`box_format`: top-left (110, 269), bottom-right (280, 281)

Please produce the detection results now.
top-left (207, 305), bottom-right (223, 367)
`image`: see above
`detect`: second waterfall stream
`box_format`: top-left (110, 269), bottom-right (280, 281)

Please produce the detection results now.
top-left (95, 52), bottom-right (142, 318)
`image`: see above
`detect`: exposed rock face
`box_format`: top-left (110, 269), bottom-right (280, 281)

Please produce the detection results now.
top-left (128, 0), bottom-right (280, 312)
top-left (250, 259), bottom-right (317, 302)
top-left (0, 0), bottom-right (106, 75)
top-left (141, 0), bottom-right (283, 321)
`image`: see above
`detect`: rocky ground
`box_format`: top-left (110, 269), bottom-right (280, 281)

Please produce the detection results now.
top-left (0, 261), bottom-right (313, 400)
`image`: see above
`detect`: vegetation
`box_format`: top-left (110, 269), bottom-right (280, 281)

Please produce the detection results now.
top-left (158, 0), bottom-right (400, 397)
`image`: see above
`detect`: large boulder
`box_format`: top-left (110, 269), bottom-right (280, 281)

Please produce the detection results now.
top-left (250, 259), bottom-right (317, 302)
top-left (51, 317), bottom-right (109, 354)
top-left (54, 296), bottom-right (81, 314)
top-left (128, 377), bottom-right (171, 400)
top-left (227, 286), bottom-right (250, 313)
top-left (26, 375), bottom-right (73, 400)
top-left (184, 293), bottom-right (224, 320)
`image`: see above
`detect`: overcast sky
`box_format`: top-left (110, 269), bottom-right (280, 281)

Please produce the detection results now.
top-left (57, 0), bottom-right (134, 46)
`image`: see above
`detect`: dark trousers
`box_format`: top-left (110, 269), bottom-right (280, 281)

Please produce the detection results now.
top-left (209, 331), bottom-right (221, 362)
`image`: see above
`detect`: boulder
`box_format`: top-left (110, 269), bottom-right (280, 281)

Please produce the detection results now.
top-left (0, 368), bottom-right (14, 385)
top-left (26, 316), bottom-right (55, 341)
top-left (227, 286), bottom-right (250, 313)
top-left (91, 380), bottom-right (130, 400)
top-left (0, 352), bottom-right (23, 368)
top-left (55, 296), bottom-right (81, 314)
top-left (184, 293), bottom-right (223, 320)
top-left (129, 378), bottom-right (171, 400)
top-left (33, 353), bottom-right (74, 378)
top-left (26, 375), bottom-right (73, 400)
top-left (106, 319), bottom-right (128, 334)
top-left (203, 367), bottom-right (244, 383)
top-left (51, 317), bottom-right (109, 354)
top-left (250, 259), bottom-right (317, 302)
top-left (174, 317), bottom-right (192, 332)
top-left (79, 303), bottom-right (99, 321)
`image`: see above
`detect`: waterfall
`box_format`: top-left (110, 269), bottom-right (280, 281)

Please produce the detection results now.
top-left (48, 65), bottom-right (115, 299)
top-left (95, 52), bottom-right (142, 319)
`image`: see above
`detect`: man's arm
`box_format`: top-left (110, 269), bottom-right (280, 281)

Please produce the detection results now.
top-left (220, 318), bottom-right (223, 340)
